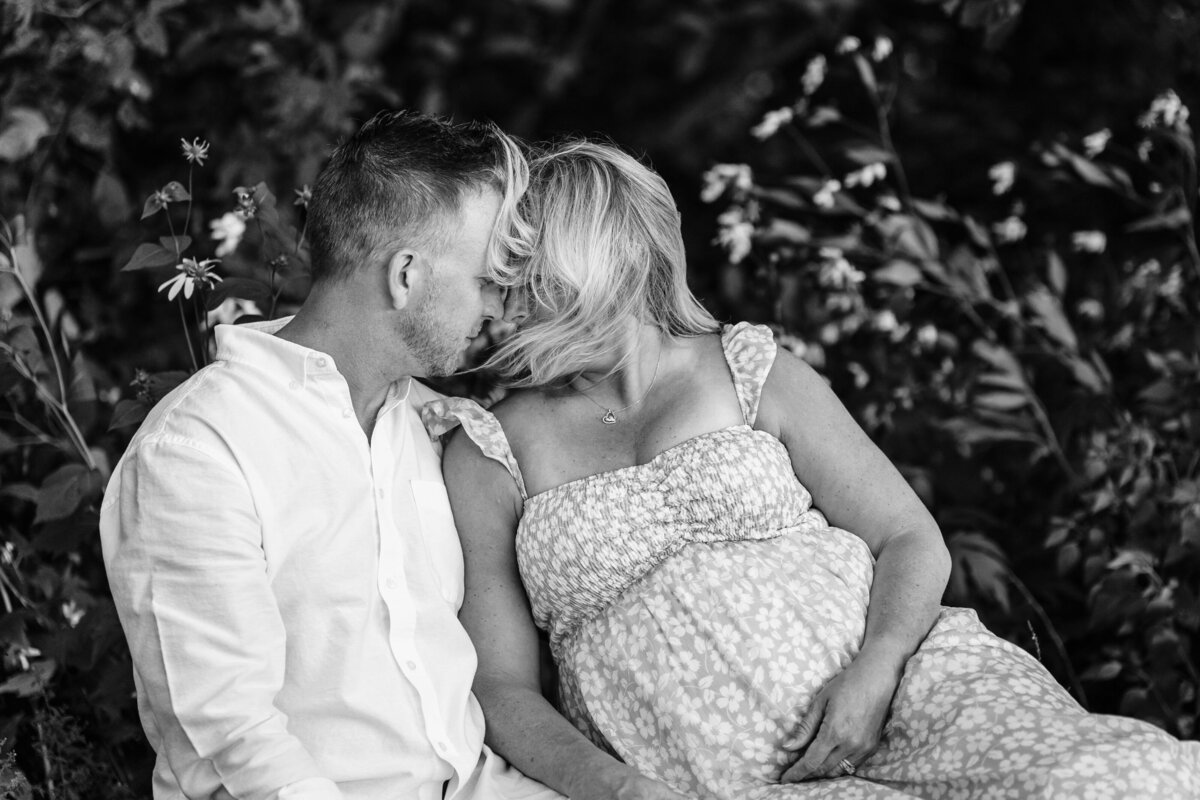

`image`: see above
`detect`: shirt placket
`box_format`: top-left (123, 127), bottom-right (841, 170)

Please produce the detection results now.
top-left (371, 391), bottom-right (460, 769)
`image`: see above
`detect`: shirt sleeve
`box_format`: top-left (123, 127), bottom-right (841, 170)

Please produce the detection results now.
top-left (101, 437), bottom-right (344, 800)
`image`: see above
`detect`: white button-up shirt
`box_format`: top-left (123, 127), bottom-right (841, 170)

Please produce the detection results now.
top-left (101, 318), bottom-right (561, 800)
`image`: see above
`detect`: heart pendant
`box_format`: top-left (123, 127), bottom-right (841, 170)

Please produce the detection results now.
top-left (601, 410), bottom-right (617, 425)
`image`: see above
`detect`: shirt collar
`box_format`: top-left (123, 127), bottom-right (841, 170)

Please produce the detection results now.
top-left (214, 317), bottom-right (414, 407)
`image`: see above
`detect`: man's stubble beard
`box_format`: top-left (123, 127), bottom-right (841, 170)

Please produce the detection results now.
top-left (397, 279), bottom-right (466, 378)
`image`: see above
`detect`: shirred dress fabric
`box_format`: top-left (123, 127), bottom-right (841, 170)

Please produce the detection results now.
top-left (423, 322), bottom-right (1200, 800)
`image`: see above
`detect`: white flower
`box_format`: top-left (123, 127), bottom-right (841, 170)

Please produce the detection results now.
top-left (1071, 230), bottom-right (1107, 253)
top-left (807, 106), bottom-right (841, 127)
top-left (844, 162), bottom-right (887, 188)
top-left (872, 36), bottom-right (893, 61)
top-left (180, 137), bottom-right (210, 165)
top-left (916, 323), bottom-right (938, 348)
top-left (874, 309), bottom-right (898, 332)
top-left (992, 215), bottom-right (1026, 244)
top-left (61, 600), bottom-right (85, 628)
top-left (158, 257), bottom-right (222, 301)
top-left (209, 211), bottom-right (246, 257)
top-left (715, 207), bottom-right (754, 263)
top-left (14, 645), bottom-right (41, 671)
top-left (988, 161), bottom-right (1015, 195)
top-left (1082, 128), bottom-right (1111, 157)
top-left (836, 36), bottom-right (861, 54)
top-left (819, 322), bottom-right (840, 345)
top-left (751, 106), bottom-right (794, 140)
top-left (1138, 89), bottom-right (1190, 130)
top-left (877, 194), bottom-right (902, 211)
top-left (1159, 264), bottom-right (1183, 300)
top-left (802, 55), bottom-right (827, 95)
top-left (817, 247), bottom-right (864, 289)
top-left (847, 361), bottom-right (869, 388)
top-left (813, 179), bottom-right (841, 209)
top-left (700, 163), bottom-right (752, 203)
top-left (1075, 299), bottom-right (1104, 321)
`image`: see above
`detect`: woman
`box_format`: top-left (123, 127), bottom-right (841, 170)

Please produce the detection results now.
top-left (422, 140), bottom-right (1200, 800)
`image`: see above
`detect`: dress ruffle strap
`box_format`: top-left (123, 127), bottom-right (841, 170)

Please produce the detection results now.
top-left (420, 397), bottom-right (529, 500)
top-left (720, 322), bottom-right (778, 427)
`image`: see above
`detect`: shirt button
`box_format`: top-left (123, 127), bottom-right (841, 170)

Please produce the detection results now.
top-left (406, 660), bottom-right (417, 671)
top-left (342, 408), bottom-right (352, 418)
top-left (385, 577), bottom-right (398, 590)
top-left (288, 380), bottom-right (300, 391)
top-left (316, 357), bottom-right (328, 368)
top-left (436, 741), bottom-right (448, 753)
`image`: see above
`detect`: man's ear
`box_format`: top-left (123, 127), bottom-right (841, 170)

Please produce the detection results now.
top-left (386, 250), bottom-right (416, 310)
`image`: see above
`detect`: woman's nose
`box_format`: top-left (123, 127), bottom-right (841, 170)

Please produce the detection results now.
top-left (502, 288), bottom-right (529, 325)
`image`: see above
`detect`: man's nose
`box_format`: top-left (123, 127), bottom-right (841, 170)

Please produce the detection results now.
top-left (501, 287), bottom-right (528, 325)
top-left (482, 285), bottom-right (506, 321)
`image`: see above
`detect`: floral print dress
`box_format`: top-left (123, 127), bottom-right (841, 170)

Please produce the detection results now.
top-left (423, 322), bottom-right (1200, 800)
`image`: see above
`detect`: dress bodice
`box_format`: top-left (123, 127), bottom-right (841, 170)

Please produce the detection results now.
top-left (422, 323), bottom-right (829, 650)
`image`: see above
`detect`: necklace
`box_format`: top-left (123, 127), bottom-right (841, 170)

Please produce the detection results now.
top-left (572, 345), bottom-right (662, 425)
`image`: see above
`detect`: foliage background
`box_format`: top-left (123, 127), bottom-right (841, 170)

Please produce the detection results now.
top-left (0, 0), bottom-right (1198, 796)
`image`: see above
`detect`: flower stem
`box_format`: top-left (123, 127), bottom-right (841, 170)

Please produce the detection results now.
top-left (178, 297), bottom-right (199, 373)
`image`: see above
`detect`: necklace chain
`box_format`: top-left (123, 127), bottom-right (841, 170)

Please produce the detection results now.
top-left (572, 346), bottom-right (662, 425)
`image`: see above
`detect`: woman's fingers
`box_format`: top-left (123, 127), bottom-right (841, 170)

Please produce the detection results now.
top-left (780, 715), bottom-right (838, 782)
top-left (781, 692), bottom-right (827, 752)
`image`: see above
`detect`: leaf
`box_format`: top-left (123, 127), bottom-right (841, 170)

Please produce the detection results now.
top-left (135, 13), bottom-right (169, 56)
top-left (108, 399), bottom-right (150, 430)
top-left (0, 659), bottom-right (55, 697)
top-left (158, 234), bottom-right (192, 255)
top-left (758, 218), bottom-right (811, 244)
top-left (947, 531), bottom-right (1010, 611)
top-left (205, 278), bottom-right (273, 311)
top-left (939, 417), bottom-right (1038, 447)
top-left (947, 245), bottom-right (991, 299)
top-left (971, 340), bottom-right (1023, 376)
top-left (843, 143), bottom-right (893, 166)
top-left (1081, 661), bottom-right (1123, 682)
top-left (911, 198), bottom-right (959, 222)
top-left (160, 181), bottom-right (190, 202)
top-left (1025, 285), bottom-right (1077, 351)
top-left (872, 259), bottom-right (923, 286)
top-left (877, 214), bottom-right (939, 261)
top-left (34, 464), bottom-right (103, 524)
top-left (92, 171), bottom-right (133, 229)
top-left (1047, 251), bottom-right (1067, 295)
top-left (1070, 357), bottom-right (1108, 394)
top-left (121, 242), bottom-right (177, 272)
top-left (973, 390), bottom-right (1028, 412)
top-left (851, 53), bottom-right (878, 96)
top-left (1138, 379), bottom-right (1175, 405)
top-left (0, 107), bottom-right (50, 162)
top-left (1126, 205), bottom-right (1192, 233)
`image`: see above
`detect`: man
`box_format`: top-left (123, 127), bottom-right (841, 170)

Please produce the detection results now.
top-left (100, 111), bottom-right (563, 800)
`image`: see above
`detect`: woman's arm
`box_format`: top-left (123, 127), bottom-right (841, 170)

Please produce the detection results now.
top-left (754, 348), bottom-right (952, 781)
top-left (441, 429), bottom-right (689, 800)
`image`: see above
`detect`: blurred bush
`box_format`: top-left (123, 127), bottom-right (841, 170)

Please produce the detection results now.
top-left (707, 33), bottom-right (1199, 737)
top-left (0, 0), bottom-right (1197, 795)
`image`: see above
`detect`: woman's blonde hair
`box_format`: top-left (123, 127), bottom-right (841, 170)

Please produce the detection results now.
top-left (487, 139), bottom-right (718, 387)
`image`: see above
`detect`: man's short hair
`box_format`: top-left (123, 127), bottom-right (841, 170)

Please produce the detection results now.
top-left (306, 110), bottom-right (519, 283)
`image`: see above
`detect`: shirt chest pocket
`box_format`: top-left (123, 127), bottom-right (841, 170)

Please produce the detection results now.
top-left (410, 480), bottom-right (465, 609)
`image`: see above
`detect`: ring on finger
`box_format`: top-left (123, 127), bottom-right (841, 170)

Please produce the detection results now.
top-left (838, 758), bottom-right (857, 775)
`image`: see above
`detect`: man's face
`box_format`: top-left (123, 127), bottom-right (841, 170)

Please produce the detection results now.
top-left (398, 187), bottom-right (506, 377)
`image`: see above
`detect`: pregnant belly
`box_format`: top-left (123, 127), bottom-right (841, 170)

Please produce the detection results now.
top-left (554, 527), bottom-right (875, 786)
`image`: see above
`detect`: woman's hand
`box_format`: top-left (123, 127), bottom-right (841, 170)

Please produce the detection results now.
top-left (779, 650), bottom-right (900, 782)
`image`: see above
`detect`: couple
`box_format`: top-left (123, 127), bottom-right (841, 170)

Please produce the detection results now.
top-left (101, 111), bottom-right (1199, 800)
